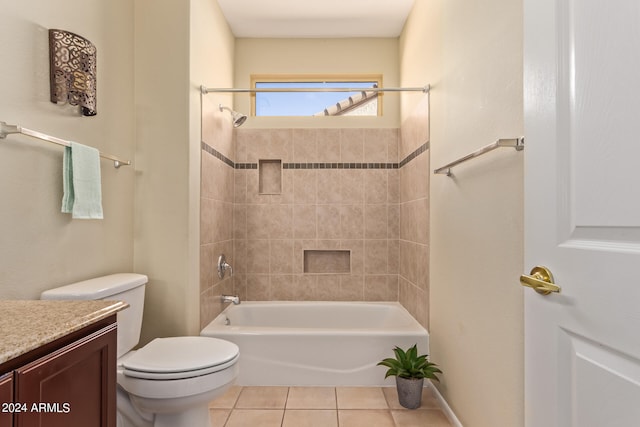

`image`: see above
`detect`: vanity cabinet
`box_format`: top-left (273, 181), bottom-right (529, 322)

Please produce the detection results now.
top-left (1, 315), bottom-right (117, 427)
top-left (0, 373), bottom-right (13, 427)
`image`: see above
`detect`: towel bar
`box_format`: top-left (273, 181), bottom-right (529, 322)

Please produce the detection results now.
top-left (0, 121), bottom-right (131, 168)
top-left (433, 137), bottom-right (524, 176)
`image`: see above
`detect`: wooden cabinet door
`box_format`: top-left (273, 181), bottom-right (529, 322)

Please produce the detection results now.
top-left (14, 324), bottom-right (116, 427)
top-left (0, 373), bottom-right (13, 427)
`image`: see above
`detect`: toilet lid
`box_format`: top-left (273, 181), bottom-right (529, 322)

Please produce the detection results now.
top-left (122, 337), bottom-right (239, 380)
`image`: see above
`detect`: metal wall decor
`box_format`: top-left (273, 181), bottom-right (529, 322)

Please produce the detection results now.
top-left (49, 29), bottom-right (97, 116)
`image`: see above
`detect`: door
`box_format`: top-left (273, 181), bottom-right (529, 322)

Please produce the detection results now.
top-left (523, 0), bottom-right (640, 426)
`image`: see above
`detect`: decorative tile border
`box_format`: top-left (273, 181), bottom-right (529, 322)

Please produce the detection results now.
top-left (235, 163), bottom-right (258, 169)
top-left (201, 141), bottom-right (429, 170)
top-left (399, 142), bottom-right (429, 168)
top-left (283, 162), bottom-right (398, 169)
top-left (201, 141), bottom-right (234, 168)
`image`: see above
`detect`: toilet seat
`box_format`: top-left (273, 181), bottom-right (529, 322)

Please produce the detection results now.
top-left (122, 337), bottom-right (239, 380)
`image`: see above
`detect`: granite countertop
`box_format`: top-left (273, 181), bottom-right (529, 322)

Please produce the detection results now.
top-left (0, 300), bottom-right (128, 365)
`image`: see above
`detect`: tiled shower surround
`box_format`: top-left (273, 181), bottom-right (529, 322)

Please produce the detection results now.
top-left (200, 97), bottom-right (430, 330)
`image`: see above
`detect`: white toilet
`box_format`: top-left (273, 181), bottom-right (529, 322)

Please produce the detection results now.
top-left (41, 273), bottom-right (239, 427)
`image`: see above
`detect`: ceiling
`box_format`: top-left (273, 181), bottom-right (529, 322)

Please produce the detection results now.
top-left (216, 0), bottom-right (416, 38)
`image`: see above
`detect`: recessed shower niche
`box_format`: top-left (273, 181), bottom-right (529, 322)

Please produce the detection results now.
top-left (258, 159), bottom-right (282, 194)
top-left (303, 250), bottom-right (351, 274)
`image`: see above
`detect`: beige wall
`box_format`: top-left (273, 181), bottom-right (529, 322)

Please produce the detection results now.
top-left (135, 0), bottom-right (235, 342)
top-left (0, 0), bottom-right (134, 297)
top-left (400, 1), bottom-right (524, 426)
top-left (134, 0), bottom-right (193, 343)
top-left (234, 38), bottom-right (400, 129)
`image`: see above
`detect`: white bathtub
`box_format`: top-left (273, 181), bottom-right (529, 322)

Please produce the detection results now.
top-left (200, 301), bottom-right (429, 386)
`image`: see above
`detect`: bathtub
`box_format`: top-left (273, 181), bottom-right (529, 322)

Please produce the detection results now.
top-left (200, 301), bottom-right (428, 386)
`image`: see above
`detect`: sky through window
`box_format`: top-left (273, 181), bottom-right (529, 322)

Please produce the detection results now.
top-left (254, 81), bottom-right (378, 116)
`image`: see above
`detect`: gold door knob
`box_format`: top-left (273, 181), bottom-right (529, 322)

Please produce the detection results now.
top-left (520, 266), bottom-right (561, 295)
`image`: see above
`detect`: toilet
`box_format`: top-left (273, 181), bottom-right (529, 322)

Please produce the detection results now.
top-left (41, 273), bottom-right (239, 427)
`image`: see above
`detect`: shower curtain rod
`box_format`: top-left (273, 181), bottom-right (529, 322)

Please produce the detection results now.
top-left (200, 85), bottom-right (430, 94)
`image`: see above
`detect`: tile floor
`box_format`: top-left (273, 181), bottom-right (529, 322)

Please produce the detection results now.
top-left (209, 385), bottom-right (453, 427)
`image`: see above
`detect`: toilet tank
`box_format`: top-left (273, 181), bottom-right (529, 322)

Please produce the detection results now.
top-left (41, 273), bottom-right (148, 358)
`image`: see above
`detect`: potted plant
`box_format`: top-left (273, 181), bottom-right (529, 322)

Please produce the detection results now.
top-left (377, 344), bottom-right (442, 409)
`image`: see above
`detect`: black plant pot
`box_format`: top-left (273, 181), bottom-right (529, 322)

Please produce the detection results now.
top-left (396, 377), bottom-right (424, 409)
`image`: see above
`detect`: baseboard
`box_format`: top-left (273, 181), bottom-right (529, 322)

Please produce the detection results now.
top-left (426, 381), bottom-right (463, 427)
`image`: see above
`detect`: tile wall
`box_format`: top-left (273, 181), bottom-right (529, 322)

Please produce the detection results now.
top-left (232, 128), bottom-right (401, 303)
top-left (398, 97), bottom-right (430, 329)
top-left (200, 98), bottom-right (430, 330)
top-left (200, 99), bottom-right (235, 329)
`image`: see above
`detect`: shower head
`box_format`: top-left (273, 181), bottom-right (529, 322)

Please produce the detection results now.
top-left (219, 104), bottom-right (247, 128)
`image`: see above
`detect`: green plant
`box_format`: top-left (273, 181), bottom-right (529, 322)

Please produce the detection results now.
top-left (377, 344), bottom-right (442, 381)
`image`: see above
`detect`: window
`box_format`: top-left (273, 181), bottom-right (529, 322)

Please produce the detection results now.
top-left (251, 75), bottom-right (382, 117)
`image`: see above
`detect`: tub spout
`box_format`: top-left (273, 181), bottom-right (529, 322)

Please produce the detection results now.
top-left (221, 295), bottom-right (240, 305)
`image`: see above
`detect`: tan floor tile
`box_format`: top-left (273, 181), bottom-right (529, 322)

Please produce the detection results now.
top-left (286, 387), bottom-right (337, 409)
top-left (382, 386), bottom-right (441, 410)
top-left (219, 386), bottom-right (454, 427)
top-left (282, 409), bottom-right (338, 427)
top-left (391, 409), bottom-right (453, 427)
top-left (209, 385), bottom-right (242, 409)
top-left (236, 386), bottom-right (289, 409)
top-left (338, 410), bottom-right (395, 427)
top-left (225, 409), bottom-right (284, 427)
top-left (208, 409), bottom-right (230, 427)
top-left (336, 387), bottom-right (388, 409)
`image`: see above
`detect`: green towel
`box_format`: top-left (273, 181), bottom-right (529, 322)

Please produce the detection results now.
top-left (61, 142), bottom-right (104, 219)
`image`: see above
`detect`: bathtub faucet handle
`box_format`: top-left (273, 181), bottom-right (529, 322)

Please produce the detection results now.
top-left (221, 295), bottom-right (240, 305)
top-left (217, 254), bottom-right (233, 279)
